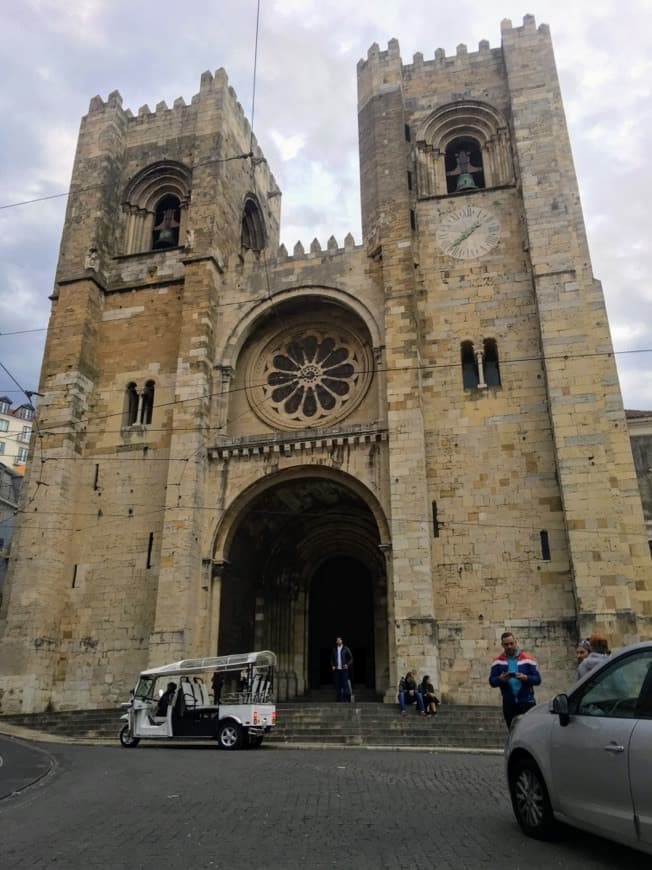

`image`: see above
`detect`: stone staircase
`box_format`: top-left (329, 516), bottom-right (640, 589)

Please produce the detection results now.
top-left (1, 703), bottom-right (505, 750)
top-left (270, 703), bottom-right (505, 749)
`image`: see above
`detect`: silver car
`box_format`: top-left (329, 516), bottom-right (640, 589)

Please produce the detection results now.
top-left (505, 640), bottom-right (652, 854)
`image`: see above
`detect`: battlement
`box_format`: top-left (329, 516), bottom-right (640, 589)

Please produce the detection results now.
top-left (281, 232), bottom-right (361, 261)
top-left (85, 67), bottom-right (266, 161)
top-left (235, 233), bottom-right (363, 273)
top-left (358, 14), bottom-right (550, 77)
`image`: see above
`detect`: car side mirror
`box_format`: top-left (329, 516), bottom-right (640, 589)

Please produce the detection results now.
top-left (551, 693), bottom-right (570, 727)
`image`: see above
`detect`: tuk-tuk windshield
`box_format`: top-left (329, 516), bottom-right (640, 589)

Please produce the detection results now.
top-left (134, 676), bottom-right (156, 700)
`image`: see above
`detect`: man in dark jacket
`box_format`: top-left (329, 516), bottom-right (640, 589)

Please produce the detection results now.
top-left (331, 636), bottom-right (353, 702)
top-left (489, 631), bottom-right (541, 728)
top-left (398, 672), bottom-right (426, 716)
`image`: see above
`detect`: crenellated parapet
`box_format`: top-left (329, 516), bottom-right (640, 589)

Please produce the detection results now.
top-left (234, 232), bottom-right (364, 275)
top-left (358, 15), bottom-right (550, 91)
top-left (85, 67), bottom-right (268, 166)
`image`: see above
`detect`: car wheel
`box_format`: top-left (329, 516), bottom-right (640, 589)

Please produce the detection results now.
top-left (248, 735), bottom-right (264, 749)
top-left (119, 724), bottom-right (140, 748)
top-left (217, 720), bottom-right (244, 751)
top-left (509, 757), bottom-right (555, 839)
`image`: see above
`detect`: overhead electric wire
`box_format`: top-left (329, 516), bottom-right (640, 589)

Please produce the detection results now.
top-left (2, 344), bottom-right (652, 439)
top-left (249, 0), bottom-right (261, 154)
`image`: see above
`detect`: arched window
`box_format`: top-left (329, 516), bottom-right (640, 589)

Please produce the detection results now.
top-left (461, 341), bottom-right (479, 389)
top-left (445, 136), bottom-right (485, 194)
top-left (461, 339), bottom-right (501, 390)
top-left (122, 161), bottom-right (191, 254)
top-left (483, 338), bottom-right (501, 387)
top-left (152, 195), bottom-right (180, 249)
top-left (125, 383), bottom-right (139, 425)
top-left (124, 381), bottom-right (155, 427)
top-left (140, 381), bottom-right (155, 425)
top-left (415, 101), bottom-right (513, 197)
top-left (241, 195), bottom-right (266, 251)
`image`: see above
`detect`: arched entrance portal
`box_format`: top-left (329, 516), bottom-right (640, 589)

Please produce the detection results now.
top-left (216, 475), bottom-right (389, 700)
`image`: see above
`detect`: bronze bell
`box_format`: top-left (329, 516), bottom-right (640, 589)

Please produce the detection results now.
top-left (455, 172), bottom-right (478, 191)
top-left (153, 207), bottom-right (180, 248)
top-left (156, 227), bottom-right (175, 247)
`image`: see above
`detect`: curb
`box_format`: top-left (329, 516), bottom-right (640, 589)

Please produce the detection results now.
top-left (0, 723), bottom-right (503, 754)
top-left (0, 734), bottom-right (57, 801)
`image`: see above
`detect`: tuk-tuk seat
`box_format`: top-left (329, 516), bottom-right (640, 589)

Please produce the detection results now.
top-left (181, 676), bottom-right (198, 709)
top-left (192, 677), bottom-right (211, 706)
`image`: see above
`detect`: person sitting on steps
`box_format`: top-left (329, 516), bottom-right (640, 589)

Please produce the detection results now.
top-left (398, 671), bottom-right (426, 717)
top-left (418, 675), bottom-right (439, 716)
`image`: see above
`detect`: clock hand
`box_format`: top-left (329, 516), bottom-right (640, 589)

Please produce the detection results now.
top-left (451, 220), bottom-right (482, 247)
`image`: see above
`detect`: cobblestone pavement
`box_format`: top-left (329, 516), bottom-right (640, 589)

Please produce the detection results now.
top-left (0, 741), bottom-right (648, 869)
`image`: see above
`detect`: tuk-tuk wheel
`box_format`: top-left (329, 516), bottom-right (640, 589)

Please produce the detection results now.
top-left (119, 725), bottom-right (140, 748)
top-left (217, 720), bottom-right (244, 750)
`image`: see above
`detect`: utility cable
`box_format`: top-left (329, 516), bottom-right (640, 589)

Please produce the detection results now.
top-left (3, 344), bottom-right (652, 439)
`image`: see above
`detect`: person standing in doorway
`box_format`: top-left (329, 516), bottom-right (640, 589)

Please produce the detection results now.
top-left (489, 631), bottom-right (541, 728)
top-left (331, 636), bottom-right (353, 702)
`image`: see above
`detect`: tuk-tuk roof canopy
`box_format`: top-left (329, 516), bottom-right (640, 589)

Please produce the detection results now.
top-left (140, 650), bottom-right (276, 678)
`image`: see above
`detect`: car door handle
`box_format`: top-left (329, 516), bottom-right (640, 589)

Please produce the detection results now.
top-left (603, 742), bottom-right (625, 753)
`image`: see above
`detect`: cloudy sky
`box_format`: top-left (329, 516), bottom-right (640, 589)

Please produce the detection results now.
top-left (1, 0), bottom-right (650, 411)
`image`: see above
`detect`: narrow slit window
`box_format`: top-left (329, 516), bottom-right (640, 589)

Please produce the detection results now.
top-left (126, 383), bottom-right (138, 426)
top-left (410, 209), bottom-right (416, 231)
top-left (93, 464), bottom-right (99, 491)
top-left (483, 338), bottom-right (501, 387)
top-left (461, 341), bottom-right (479, 389)
top-left (540, 530), bottom-right (551, 561)
top-left (72, 564), bottom-right (78, 589)
top-left (140, 381), bottom-right (155, 425)
top-left (432, 501), bottom-right (440, 538)
top-left (146, 532), bottom-right (154, 569)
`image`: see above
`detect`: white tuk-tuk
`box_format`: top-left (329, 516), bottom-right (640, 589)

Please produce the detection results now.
top-left (119, 650), bottom-right (276, 750)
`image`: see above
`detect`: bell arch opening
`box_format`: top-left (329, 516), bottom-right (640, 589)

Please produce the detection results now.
top-left (215, 475), bottom-right (389, 700)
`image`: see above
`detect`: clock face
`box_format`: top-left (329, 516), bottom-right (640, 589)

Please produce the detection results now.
top-left (437, 205), bottom-right (501, 259)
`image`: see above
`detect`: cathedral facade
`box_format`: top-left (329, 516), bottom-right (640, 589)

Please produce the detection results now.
top-left (1, 15), bottom-right (650, 713)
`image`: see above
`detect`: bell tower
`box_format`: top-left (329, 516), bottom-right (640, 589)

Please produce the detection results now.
top-left (357, 15), bottom-right (650, 692)
top-left (0, 70), bottom-right (281, 713)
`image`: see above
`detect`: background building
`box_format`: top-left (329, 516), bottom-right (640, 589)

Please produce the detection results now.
top-left (0, 462), bottom-right (23, 597)
top-left (0, 16), bottom-right (649, 714)
top-left (627, 410), bottom-right (652, 554)
top-left (0, 397), bottom-right (33, 470)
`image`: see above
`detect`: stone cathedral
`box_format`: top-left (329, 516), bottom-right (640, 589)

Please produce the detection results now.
top-left (1, 15), bottom-right (650, 714)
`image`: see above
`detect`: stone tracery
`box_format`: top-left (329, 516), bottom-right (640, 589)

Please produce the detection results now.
top-left (246, 321), bottom-right (373, 430)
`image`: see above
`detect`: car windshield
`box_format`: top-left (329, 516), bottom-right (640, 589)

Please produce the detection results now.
top-left (574, 650), bottom-right (652, 718)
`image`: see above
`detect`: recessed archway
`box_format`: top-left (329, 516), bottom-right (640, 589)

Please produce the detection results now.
top-left (214, 473), bottom-right (389, 700)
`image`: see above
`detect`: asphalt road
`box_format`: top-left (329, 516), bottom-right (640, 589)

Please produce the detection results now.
top-left (0, 736), bottom-right (52, 799)
top-left (0, 739), bottom-right (648, 869)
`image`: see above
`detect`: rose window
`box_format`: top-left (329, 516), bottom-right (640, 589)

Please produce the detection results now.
top-left (247, 324), bottom-right (373, 430)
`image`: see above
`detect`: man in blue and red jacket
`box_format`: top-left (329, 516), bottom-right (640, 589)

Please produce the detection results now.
top-left (489, 631), bottom-right (541, 728)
